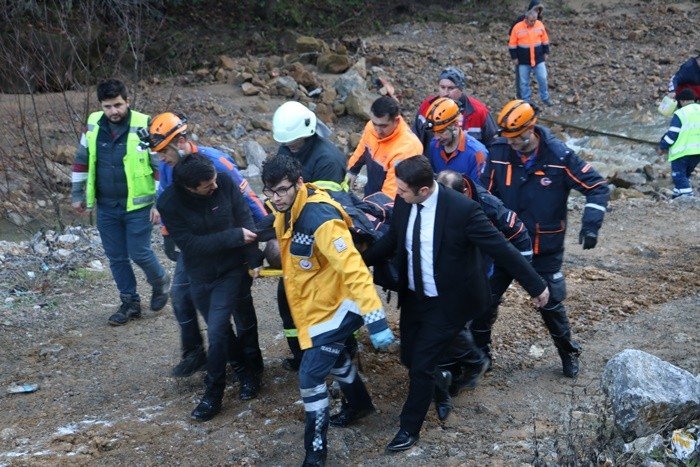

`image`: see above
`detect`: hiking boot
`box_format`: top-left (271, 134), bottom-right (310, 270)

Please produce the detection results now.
top-left (108, 294), bottom-right (141, 326)
top-left (449, 357), bottom-right (489, 396)
top-left (558, 349), bottom-right (580, 378)
top-left (329, 402), bottom-right (375, 427)
top-left (238, 371), bottom-right (260, 401)
top-left (302, 449), bottom-right (327, 467)
top-left (150, 272), bottom-right (171, 311)
top-left (191, 392), bottom-right (222, 422)
top-left (171, 348), bottom-right (207, 378)
top-left (282, 357), bottom-right (301, 372)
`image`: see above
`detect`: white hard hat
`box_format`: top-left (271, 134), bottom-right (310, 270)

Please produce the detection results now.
top-left (272, 101), bottom-right (317, 143)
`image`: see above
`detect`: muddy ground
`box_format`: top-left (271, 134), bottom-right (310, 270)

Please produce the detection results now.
top-left (1, 0), bottom-right (700, 465)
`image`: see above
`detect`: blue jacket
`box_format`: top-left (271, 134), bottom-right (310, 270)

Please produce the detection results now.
top-left (427, 131), bottom-right (488, 186)
top-left (158, 145), bottom-right (266, 222)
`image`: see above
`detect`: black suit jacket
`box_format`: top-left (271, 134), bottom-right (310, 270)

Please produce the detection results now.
top-left (363, 184), bottom-right (546, 328)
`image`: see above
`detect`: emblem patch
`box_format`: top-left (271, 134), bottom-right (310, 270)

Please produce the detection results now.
top-left (540, 177), bottom-right (552, 186)
top-left (299, 259), bottom-right (313, 270)
top-left (333, 237), bottom-right (348, 253)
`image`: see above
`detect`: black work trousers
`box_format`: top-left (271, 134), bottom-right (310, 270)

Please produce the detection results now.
top-left (399, 292), bottom-right (463, 435)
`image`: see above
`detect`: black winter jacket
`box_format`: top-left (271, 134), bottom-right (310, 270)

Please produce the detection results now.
top-left (157, 172), bottom-right (260, 283)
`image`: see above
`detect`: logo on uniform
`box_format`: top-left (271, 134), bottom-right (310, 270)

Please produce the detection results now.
top-left (299, 259), bottom-right (313, 270)
top-left (540, 177), bottom-right (552, 186)
top-left (333, 237), bottom-right (348, 253)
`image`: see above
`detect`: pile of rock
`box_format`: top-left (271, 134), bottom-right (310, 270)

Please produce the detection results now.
top-left (602, 349), bottom-right (700, 464)
top-left (0, 226), bottom-right (106, 296)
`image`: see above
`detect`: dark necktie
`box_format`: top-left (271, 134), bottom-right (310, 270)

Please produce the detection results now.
top-left (412, 204), bottom-right (424, 298)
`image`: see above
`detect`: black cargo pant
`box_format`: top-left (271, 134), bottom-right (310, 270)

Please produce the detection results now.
top-left (471, 251), bottom-right (581, 358)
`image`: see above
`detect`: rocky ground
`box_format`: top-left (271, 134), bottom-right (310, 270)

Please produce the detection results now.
top-left (1, 0), bottom-right (699, 465)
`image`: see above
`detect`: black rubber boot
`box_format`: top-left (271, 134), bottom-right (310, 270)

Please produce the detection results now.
top-left (540, 304), bottom-right (582, 378)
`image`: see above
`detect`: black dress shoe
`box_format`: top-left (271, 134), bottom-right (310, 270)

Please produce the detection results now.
top-left (191, 394), bottom-right (222, 422)
top-left (386, 429), bottom-right (419, 452)
top-left (301, 449), bottom-right (327, 467)
top-left (329, 403), bottom-right (375, 427)
top-left (434, 370), bottom-right (453, 422)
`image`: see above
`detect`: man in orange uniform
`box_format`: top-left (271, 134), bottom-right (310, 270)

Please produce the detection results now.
top-left (509, 3), bottom-right (552, 106)
top-left (347, 96), bottom-right (423, 198)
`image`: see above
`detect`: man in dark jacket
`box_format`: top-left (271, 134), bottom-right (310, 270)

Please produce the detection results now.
top-left (157, 154), bottom-right (261, 422)
top-left (483, 100), bottom-right (609, 378)
top-left (363, 155), bottom-right (548, 452)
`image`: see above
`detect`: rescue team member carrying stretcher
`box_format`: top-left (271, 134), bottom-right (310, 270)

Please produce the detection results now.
top-left (261, 154), bottom-right (395, 467)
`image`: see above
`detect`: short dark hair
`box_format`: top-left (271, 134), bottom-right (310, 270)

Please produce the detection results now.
top-left (262, 154), bottom-right (302, 188)
top-left (174, 154), bottom-right (216, 190)
top-left (395, 156), bottom-right (434, 193)
top-left (97, 79), bottom-right (128, 102)
top-left (370, 96), bottom-right (400, 119)
top-left (436, 170), bottom-right (465, 192)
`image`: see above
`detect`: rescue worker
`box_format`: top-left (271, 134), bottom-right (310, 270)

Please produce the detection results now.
top-left (509, 6), bottom-right (552, 106)
top-left (414, 66), bottom-right (498, 151)
top-left (347, 96), bottom-right (423, 198)
top-left (261, 154), bottom-right (395, 467)
top-left (435, 170), bottom-right (532, 407)
top-left (658, 89), bottom-right (700, 198)
top-left (157, 154), bottom-right (261, 421)
top-left (272, 101), bottom-right (349, 371)
top-left (509, 1), bottom-right (545, 99)
top-left (483, 100), bottom-right (609, 378)
top-left (143, 113), bottom-right (266, 397)
top-left (424, 98), bottom-right (489, 185)
top-left (71, 78), bottom-right (170, 326)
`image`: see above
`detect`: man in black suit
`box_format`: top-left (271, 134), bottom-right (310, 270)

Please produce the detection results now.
top-left (363, 155), bottom-right (549, 452)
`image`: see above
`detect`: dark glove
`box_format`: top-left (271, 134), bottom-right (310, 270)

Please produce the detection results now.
top-left (163, 234), bottom-right (179, 261)
top-left (578, 230), bottom-right (598, 250)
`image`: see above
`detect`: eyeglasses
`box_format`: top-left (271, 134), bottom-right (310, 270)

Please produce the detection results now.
top-left (262, 184), bottom-right (295, 198)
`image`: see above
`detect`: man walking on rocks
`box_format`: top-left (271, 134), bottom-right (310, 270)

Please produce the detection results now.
top-left (483, 100), bottom-right (610, 378)
top-left (509, 4), bottom-right (552, 106)
top-left (157, 154), bottom-right (262, 421)
top-left (145, 112), bottom-right (266, 390)
top-left (272, 101), bottom-right (348, 371)
top-left (262, 154), bottom-right (394, 466)
top-left (658, 89), bottom-right (700, 198)
top-left (71, 79), bottom-right (170, 326)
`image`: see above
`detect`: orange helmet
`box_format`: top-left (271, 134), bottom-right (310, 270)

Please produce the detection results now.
top-left (425, 97), bottom-right (461, 132)
top-left (497, 100), bottom-right (537, 137)
top-left (144, 112), bottom-right (188, 152)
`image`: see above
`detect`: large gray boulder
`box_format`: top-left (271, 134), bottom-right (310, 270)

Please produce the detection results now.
top-left (333, 69), bottom-right (366, 101)
top-left (602, 349), bottom-right (700, 441)
top-left (242, 140), bottom-right (268, 170)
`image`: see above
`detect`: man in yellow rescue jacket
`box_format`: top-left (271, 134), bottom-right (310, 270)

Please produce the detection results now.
top-left (261, 154), bottom-right (395, 467)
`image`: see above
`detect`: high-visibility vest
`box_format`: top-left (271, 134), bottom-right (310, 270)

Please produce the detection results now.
top-left (85, 110), bottom-right (155, 211)
top-left (669, 103), bottom-right (700, 162)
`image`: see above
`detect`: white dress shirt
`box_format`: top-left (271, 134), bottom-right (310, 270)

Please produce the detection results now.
top-left (406, 182), bottom-right (439, 297)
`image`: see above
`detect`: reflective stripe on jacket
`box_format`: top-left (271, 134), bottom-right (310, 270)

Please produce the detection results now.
top-left (274, 184), bottom-right (388, 350)
top-left (668, 103), bottom-right (700, 161)
top-left (85, 110), bottom-right (154, 211)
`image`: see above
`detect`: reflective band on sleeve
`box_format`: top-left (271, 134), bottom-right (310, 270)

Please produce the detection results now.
top-left (71, 172), bottom-right (88, 182)
top-left (520, 250), bottom-right (533, 256)
top-left (584, 203), bottom-right (607, 212)
top-left (283, 328), bottom-right (298, 337)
